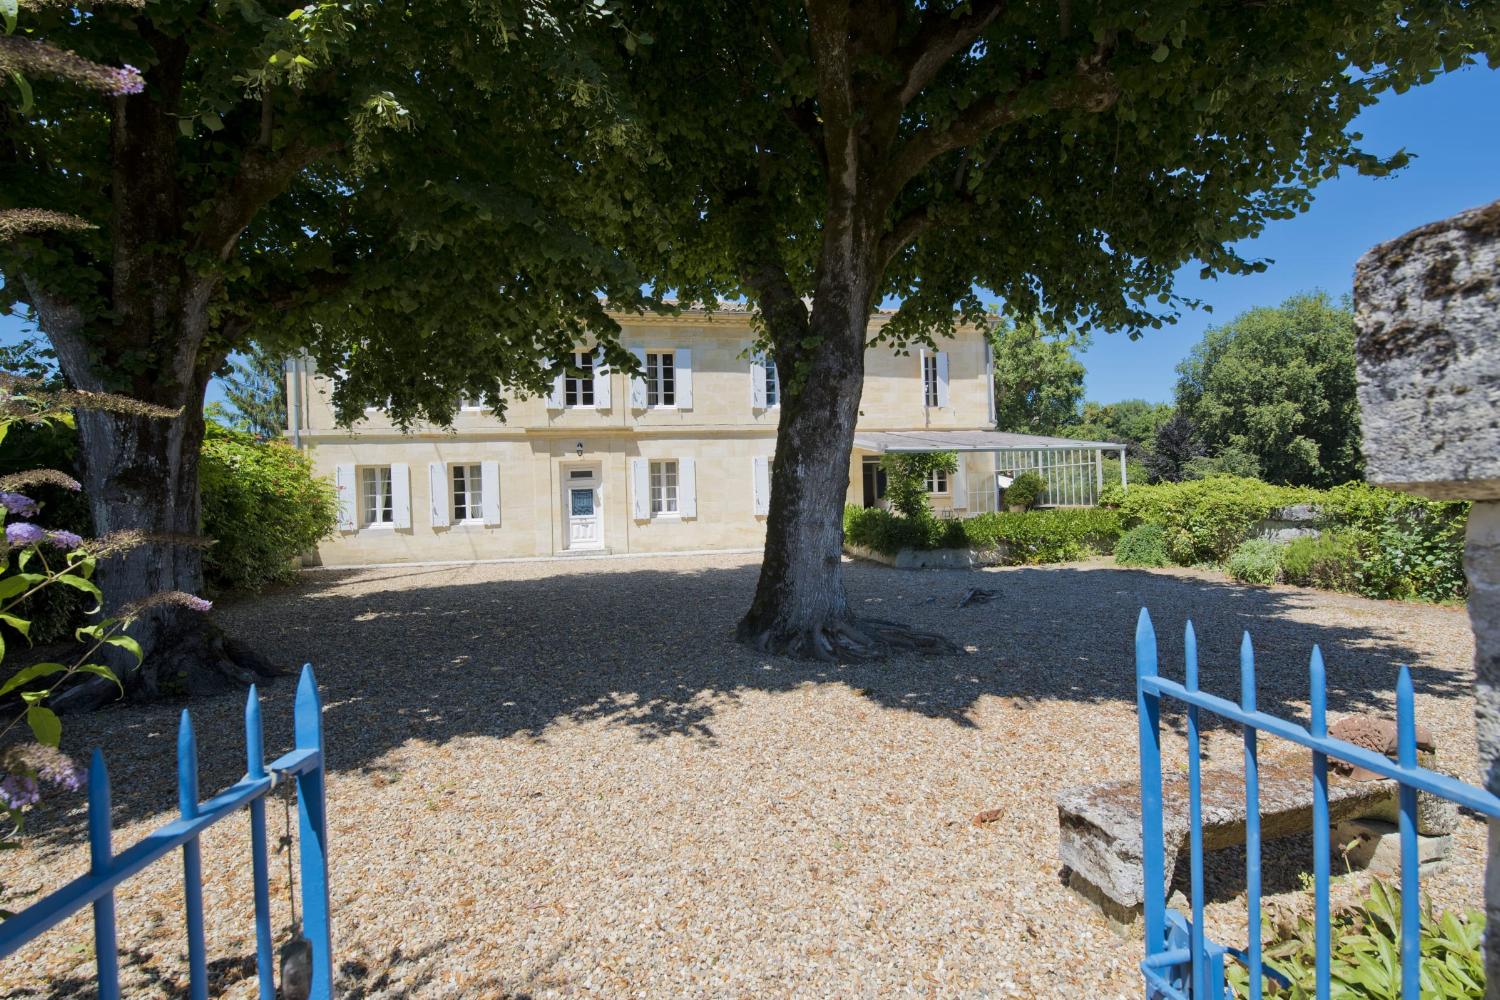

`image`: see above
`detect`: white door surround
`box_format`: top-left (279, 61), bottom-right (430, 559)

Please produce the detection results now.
top-left (563, 465), bottom-right (603, 551)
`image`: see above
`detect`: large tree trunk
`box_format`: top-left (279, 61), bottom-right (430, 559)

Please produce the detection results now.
top-left (736, 213), bottom-right (955, 662)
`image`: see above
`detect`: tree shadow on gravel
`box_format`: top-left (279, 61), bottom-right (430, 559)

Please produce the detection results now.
top-left (17, 560), bottom-right (1473, 840)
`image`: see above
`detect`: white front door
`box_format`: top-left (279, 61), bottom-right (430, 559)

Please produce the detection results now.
top-left (565, 469), bottom-right (602, 550)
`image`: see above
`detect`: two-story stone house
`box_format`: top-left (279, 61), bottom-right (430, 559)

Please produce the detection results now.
top-left (287, 305), bottom-right (1122, 566)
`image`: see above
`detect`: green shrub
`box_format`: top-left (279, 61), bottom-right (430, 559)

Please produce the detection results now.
top-left (1004, 470), bottom-right (1046, 510)
top-left (1319, 482), bottom-right (1468, 602)
top-left (843, 505), bottom-right (1118, 564)
top-left (199, 423), bottom-right (339, 593)
top-left (1227, 538), bottom-right (1284, 585)
top-left (1111, 476), bottom-right (1312, 565)
top-left (960, 508), bottom-right (1121, 564)
top-left (1115, 524), bottom-right (1170, 567)
top-left (879, 451), bottom-right (956, 520)
top-left (1228, 880), bottom-right (1485, 999)
top-left (1280, 532), bottom-right (1361, 592)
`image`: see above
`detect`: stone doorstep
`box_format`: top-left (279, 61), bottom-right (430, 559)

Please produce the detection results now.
top-left (1056, 752), bottom-right (1458, 919)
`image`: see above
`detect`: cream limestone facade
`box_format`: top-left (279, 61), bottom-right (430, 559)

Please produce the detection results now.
top-left (288, 308), bottom-right (999, 566)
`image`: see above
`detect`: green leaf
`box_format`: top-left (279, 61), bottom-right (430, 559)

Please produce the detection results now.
top-left (202, 111), bottom-right (225, 132)
top-left (1, 0), bottom-right (16, 36)
top-left (179, 117), bottom-right (195, 137)
top-left (0, 613), bottom-right (30, 638)
top-left (3, 70), bottom-right (24, 112)
top-left (0, 573), bottom-right (46, 602)
top-left (0, 661), bottom-right (67, 697)
top-left (53, 573), bottom-right (103, 612)
top-left (104, 635), bottom-right (143, 666)
top-left (26, 705), bottom-right (61, 747)
top-left (75, 662), bottom-right (123, 694)
top-left (1152, 45), bottom-right (1170, 62)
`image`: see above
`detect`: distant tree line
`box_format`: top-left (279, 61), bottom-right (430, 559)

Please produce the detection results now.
top-left (990, 291), bottom-right (1362, 488)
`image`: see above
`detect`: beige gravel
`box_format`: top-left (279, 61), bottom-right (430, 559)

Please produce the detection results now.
top-left (0, 554), bottom-right (1485, 998)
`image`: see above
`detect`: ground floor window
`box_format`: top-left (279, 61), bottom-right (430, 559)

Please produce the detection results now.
top-left (361, 466), bottom-right (393, 526)
top-left (650, 460), bottom-right (679, 515)
top-left (925, 467), bottom-right (949, 495)
top-left (452, 463), bottom-right (483, 522)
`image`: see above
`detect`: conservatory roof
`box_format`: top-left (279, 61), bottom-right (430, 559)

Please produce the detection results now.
top-left (852, 429), bottom-right (1124, 453)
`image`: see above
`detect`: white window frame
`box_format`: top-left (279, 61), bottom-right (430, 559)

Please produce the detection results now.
top-left (649, 459), bottom-right (679, 516)
top-left (925, 467), bottom-right (950, 496)
top-left (360, 466), bottom-right (394, 527)
top-left (764, 356), bottom-right (780, 408)
top-left (645, 351), bottom-right (676, 408)
top-left (451, 463), bottom-right (484, 523)
top-left (564, 351), bottom-right (596, 408)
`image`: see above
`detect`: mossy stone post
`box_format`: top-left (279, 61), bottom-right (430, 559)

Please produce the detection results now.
top-left (1353, 199), bottom-right (1500, 994)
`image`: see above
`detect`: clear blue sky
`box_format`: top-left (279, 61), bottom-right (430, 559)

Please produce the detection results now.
top-left (1076, 64), bottom-right (1500, 403)
top-left (4, 64), bottom-right (1495, 409)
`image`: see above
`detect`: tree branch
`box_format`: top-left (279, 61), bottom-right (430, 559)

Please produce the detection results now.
top-left (803, 0), bottom-right (858, 198)
top-left (189, 138), bottom-right (339, 263)
top-left (879, 46), bottom-right (1118, 200)
top-left (895, 1), bottom-right (1006, 107)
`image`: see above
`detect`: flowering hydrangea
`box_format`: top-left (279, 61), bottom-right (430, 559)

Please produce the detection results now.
top-left (5, 522), bottom-right (47, 546)
top-left (0, 492), bottom-right (39, 516)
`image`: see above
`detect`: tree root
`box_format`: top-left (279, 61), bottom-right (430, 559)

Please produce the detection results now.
top-left (49, 615), bottom-right (285, 714)
top-left (739, 615), bottom-right (960, 663)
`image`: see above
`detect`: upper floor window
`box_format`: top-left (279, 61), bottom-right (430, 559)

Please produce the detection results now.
top-left (452, 463), bottom-right (483, 522)
top-left (565, 352), bottom-right (595, 407)
top-left (650, 460), bottom-right (679, 515)
top-left (923, 354), bottom-right (940, 407)
top-left (764, 356), bottom-right (780, 407)
top-left (361, 466), bottom-right (394, 526)
top-left (646, 352), bottom-right (675, 407)
top-left (925, 468), bottom-right (949, 495)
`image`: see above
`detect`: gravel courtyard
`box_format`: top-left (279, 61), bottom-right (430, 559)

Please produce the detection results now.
top-left (0, 553), bottom-right (1485, 998)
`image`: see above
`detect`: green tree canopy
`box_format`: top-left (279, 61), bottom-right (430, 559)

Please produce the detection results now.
top-left (990, 316), bottom-right (1088, 435)
top-left (1175, 291), bottom-right (1362, 487)
top-left (582, 0), bottom-right (1496, 657)
top-left (220, 344), bottom-right (287, 440)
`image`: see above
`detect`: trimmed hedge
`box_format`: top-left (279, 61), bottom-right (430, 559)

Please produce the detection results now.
top-left (1115, 524), bottom-right (1170, 567)
top-left (1103, 476), bottom-right (1469, 602)
top-left (843, 505), bottom-right (1121, 565)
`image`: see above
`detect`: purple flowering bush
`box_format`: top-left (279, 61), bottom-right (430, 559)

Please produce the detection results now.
top-left (0, 381), bottom-right (209, 852)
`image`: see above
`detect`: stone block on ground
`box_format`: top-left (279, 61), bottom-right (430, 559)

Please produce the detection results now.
top-left (1333, 818), bottom-right (1453, 877)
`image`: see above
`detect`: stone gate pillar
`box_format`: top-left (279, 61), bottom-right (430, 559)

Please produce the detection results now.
top-left (1353, 199), bottom-right (1500, 995)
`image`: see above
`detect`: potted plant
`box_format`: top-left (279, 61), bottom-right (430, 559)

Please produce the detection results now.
top-left (1004, 471), bottom-right (1045, 512)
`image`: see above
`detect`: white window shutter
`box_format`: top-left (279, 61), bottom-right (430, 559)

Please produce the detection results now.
top-left (752, 456), bottom-right (771, 516)
top-left (750, 357), bottom-right (767, 410)
top-left (675, 348), bottom-right (693, 409)
top-left (679, 458), bottom-right (697, 518)
top-left (390, 463), bottom-right (411, 528)
top-left (593, 349), bottom-right (611, 410)
top-left (631, 458), bottom-right (651, 519)
top-left (936, 351), bottom-right (951, 408)
top-left (629, 348), bottom-right (648, 408)
top-left (951, 458), bottom-right (968, 510)
top-left (544, 359), bottom-right (564, 410)
top-left (481, 460), bottom-right (501, 526)
top-left (429, 463), bottom-right (449, 527)
top-left (335, 464), bottom-right (356, 531)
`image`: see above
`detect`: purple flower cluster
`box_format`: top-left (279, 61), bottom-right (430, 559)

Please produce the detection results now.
top-left (34, 752), bottom-right (85, 792)
top-left (0, 774), bottom-right (40, 812)
top-left (108, 64), bottom-right (145, 96)
top-left (5, 522), bottom-right (46, 546)
top-left (3, 522), bottom-right (84, 550)
top-left (0, 492), bottom-right (38, 516)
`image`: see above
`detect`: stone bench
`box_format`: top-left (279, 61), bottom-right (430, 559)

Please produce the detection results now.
top-left (1057, 742), bottom-right (1457, 924)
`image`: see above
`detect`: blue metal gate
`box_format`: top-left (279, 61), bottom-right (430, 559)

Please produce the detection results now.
top-left (0, 665), bottom-right (333, 999)
top-left (1134, 608), bottom-right (1500, 999)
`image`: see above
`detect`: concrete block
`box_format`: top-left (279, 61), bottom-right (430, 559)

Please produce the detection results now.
top-left (1333, 818), bottom-right (1452, 877)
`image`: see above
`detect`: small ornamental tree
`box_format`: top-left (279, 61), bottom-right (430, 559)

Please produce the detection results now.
top-left (879, 451), bottom-right (957, 521)
top-left (582, 0), bottom-right (1498, 659)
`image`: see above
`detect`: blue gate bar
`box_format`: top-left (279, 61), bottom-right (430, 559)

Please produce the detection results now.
top-left (177, 711), bottom-right (208, 1000)
top-left (87, 748), bottom-right (119, 1000)
top-left (294, 665), bottom-right (335, 999)
top-left (1137, 678), bottom-right (1500, 816)
top-left (1183, 623), bottom-right (1206, 1000)
top-left (1134, 611), bottom-right (1500, 1000)
top-left (0, 665), bottom-right (331, 1000)
top-left (1239, 633), bottom-right (1262, 1000)
top-left (1309, 647), bottom-right (1331, 1000)
top-left (246, 687), bottom-right (276, 1000)
top-left (1396, 667), bottom-right (1419, 1000)
top-left (1136, 608), bottom-right (1167, 989)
